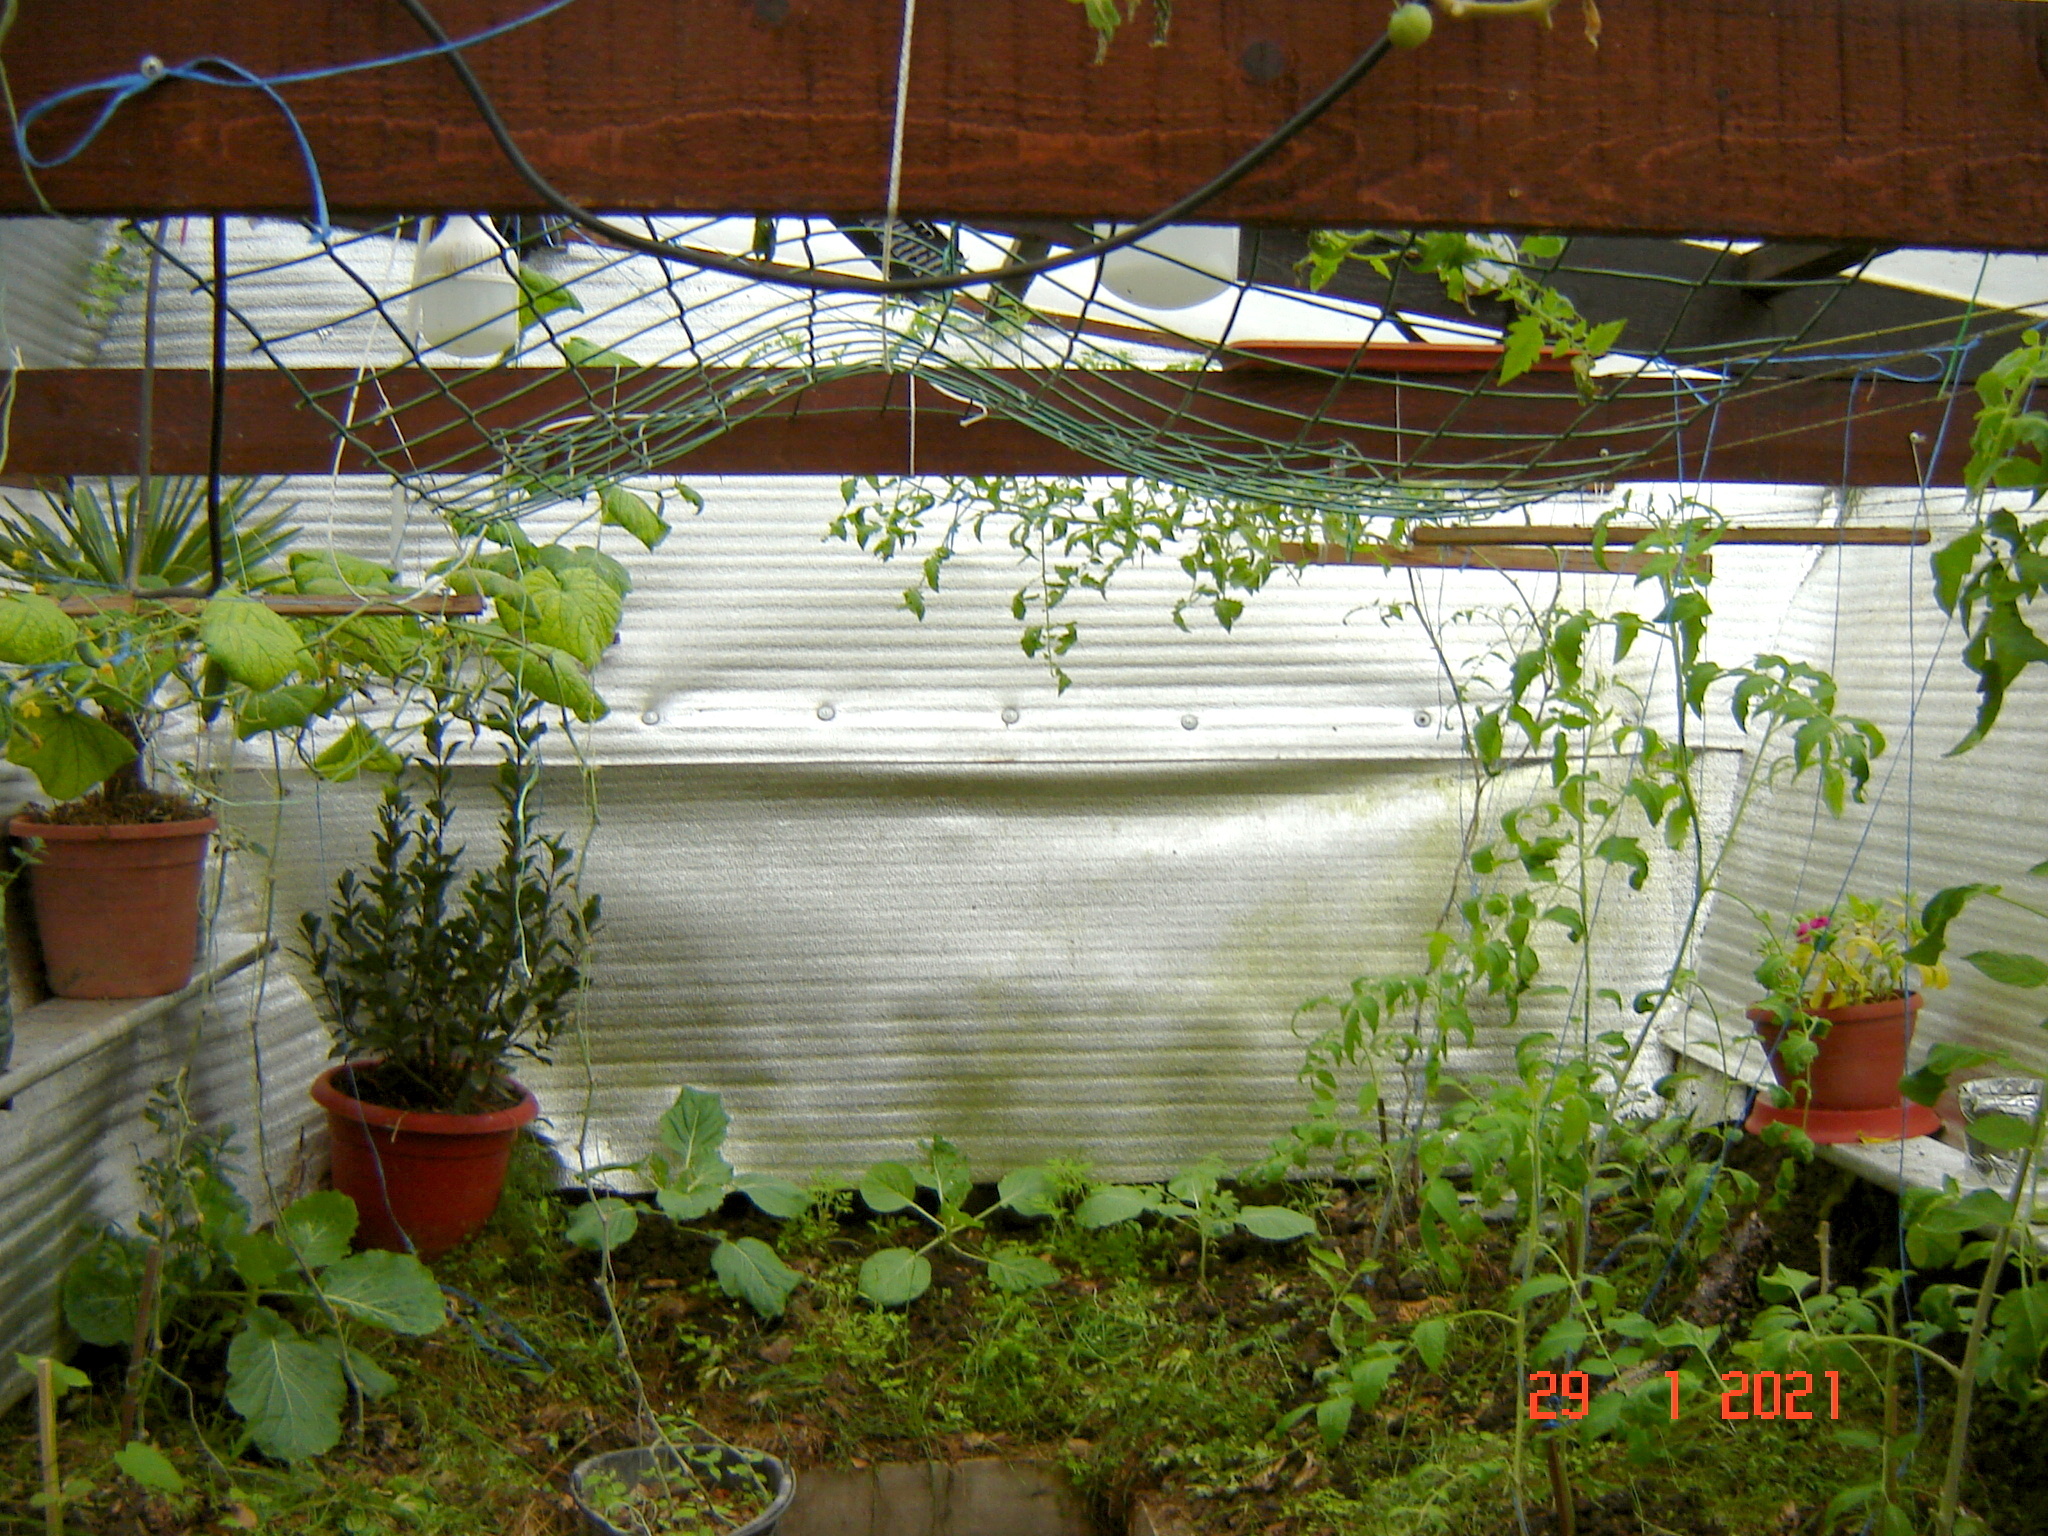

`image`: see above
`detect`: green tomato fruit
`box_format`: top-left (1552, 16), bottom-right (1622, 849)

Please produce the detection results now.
top-left (1388, 2), bottom-right (1434, 50)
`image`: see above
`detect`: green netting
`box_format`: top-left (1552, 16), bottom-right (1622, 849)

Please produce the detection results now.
top-left (136, 217), bottom-right (2032, 536)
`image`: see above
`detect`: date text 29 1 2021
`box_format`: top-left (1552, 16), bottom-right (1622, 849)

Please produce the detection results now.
top-left (1527, 1370), bottom-right (1844, 1421)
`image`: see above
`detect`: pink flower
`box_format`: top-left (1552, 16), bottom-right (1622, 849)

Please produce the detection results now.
top-left (1795, 915), bottom-right (1832, 941)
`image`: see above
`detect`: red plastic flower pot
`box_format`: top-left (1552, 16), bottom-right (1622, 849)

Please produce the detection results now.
top-left (1748, 994), bottom-right (1923, 1110)
top-left (310, 1063), bottom-right (539, 1259)
top-left (1746, 993), bottom-right (1940, 1144)
top-left (9, 815), bottom-right (215, 999)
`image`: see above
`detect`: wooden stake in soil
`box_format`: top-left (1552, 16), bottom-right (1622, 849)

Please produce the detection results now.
top-left (1818, 1218), bottom-right (1831, 1297)
top-left (118, 1243), bottom-right (164, 1444)
top-left (36, 1355), bottom-right (60, 1536)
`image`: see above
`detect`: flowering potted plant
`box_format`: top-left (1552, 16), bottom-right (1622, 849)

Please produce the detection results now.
top-left (300, 685), bottom-right (598, 1258)
top-left (1748, 894), bottom-right (1949, 1141)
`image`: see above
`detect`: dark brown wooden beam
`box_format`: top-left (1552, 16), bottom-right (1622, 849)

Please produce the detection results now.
top-left (0, 366), bottom-right (1976, 487)
top-left (6, 0), bottom-right (2048, 249)
top-left (1281, 542), bottom-right (1703, 578)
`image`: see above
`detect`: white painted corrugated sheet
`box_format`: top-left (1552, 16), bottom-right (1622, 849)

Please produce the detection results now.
top-left (0, 217), bottom-right (112, 367)
top-left (1686, 488), bottom-right (2048, 1077)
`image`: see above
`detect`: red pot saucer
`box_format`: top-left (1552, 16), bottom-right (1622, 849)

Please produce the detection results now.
top-left (1745, 1098), bottom-right (1941, 1144)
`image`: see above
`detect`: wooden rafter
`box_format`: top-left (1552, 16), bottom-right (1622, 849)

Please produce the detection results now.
top-left (5, 0), bottom-right (2048, 250)
top-left (0, 367), bottom-right (1977, 487)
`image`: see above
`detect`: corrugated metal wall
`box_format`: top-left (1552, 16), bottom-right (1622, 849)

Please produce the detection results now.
top-left (0, 217), bottom-right (112, 367)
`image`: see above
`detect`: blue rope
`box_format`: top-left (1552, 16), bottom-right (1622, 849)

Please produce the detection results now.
top-left (442, 1284), bottom-right (555, 1374)
top-left (13, 0), bottom-right (582, 244)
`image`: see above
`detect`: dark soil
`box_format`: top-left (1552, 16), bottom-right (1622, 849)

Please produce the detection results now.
top-left (326, 1059), bottom-right (527, 1115)
top-left (17, 785), bottom-right (208, 826)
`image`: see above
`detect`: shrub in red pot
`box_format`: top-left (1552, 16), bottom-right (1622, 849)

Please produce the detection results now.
top-left (300, 690), bottom-right (599, 1258)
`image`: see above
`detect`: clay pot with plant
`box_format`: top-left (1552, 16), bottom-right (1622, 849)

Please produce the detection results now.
top-left (0, 476), bottom-right (310, 998)
top-left (1747, 894), bottom-right (1949, 1142)
top-left (300, 687), bottom-right (599, 1259)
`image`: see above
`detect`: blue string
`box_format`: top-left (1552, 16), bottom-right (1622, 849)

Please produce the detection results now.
top-left (441, 1284), bottom-right (555, 1374)
top-left (13, 0), bottom-right (582, 244)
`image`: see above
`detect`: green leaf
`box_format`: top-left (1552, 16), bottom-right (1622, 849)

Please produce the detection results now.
top-left (858, 1247), bottom-right (933, 1307)
top-left (14, 1354), bottom-right (89, 1393)
top-left (1531, 1317), bottom-right (1587, 1364)
top-left (926, 1138), bottom-right (973, 1210)
top-left (1594, 834), bottom-right (1650, 892)
top-left (234, 682), bottom-right (341, 740)
top-left (996, 1166), bottom-right (1061, 1219)
top-left (225, 1309), bottom-right (346, 1462)
top-left (565, 1197), bottom-right (641, 1253)
top-left (1511, 1273), bottom-right (1573, 1308)
top-left (711, 1236), bottom-right (802, 1319)
top-left (316, 1250), bottom-right (445, 1336)
top-left (1237, 1205), bottom-right (1317, 1241)
top-left (289, 550), bottom-right (399, 594)
top-left (317, 1335), bottom-right (398, 1400)
top-left (653, 1087), bottom-right (734, 1216)
top-left (732, 1174), bottom-right (809, 1220)
top-left (1411, 1317), bottom-right (1449, 1373)
top-left (198, 595), bottom-right (306, 690)
top-left (1967, 949), bottom-right (2048, 989)
top-left (1075, 1185), bottom-right (1155, 1228)
top-left (560, 336), bottom-right (640, 371)
top-left (515, 266), bottom-right (583, 333)
top-left (0, 593), bottom-right (78, 664)
top-left (598, 484), bottom-right (671, 550)
top-left (114, 1441), bottom-right (185, 1494)
top-left (1901, 1043), bottom-right (2005, 1107)
top-left (860, 1161), bottom-right (921, 1214)
top-left (61, 1234), bottom-right (145, 1346)
top-left (8, 709), bottom-right (138, 800)
top-left (489, 641), bottom-right (608, 721)
top-left (278, 1196), bottom-right (358, 1269)
top-left (1582, 317), bottom-right (1627, 358)
top-left (1967, 1112), bottom-right (2038, 1152)
top-left (1314, 1392), bottom-right (1354, 1448)
top-left (311, 721), bottom-right (404, 783)
top-left (1500, 315), bottom-right (1545, 384)
top-left (223, 1232), bottom-right (294, 1290)
top-left (984, 1247), bottom-right (1061, 1293)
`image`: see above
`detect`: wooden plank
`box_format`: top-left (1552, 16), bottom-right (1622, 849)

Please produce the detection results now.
top-left (52, 592), bottom-right (485, 616)
top-left (0, 367), bottom-right (1977, 487)
top-left (5, 0), bottom-right (2048, 249)
top-left (1408, 525), bottom-right (1930, 547)
top-left (1278, 542), bottom-right (1707, 578)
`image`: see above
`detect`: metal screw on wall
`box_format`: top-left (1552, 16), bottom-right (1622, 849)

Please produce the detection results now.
top-left (1181, 714), bottom-right (1199, 731)
top-left (816, 704), bottom-right (837, 721)
top-left (1001, 707), bottom-right (1020, 725)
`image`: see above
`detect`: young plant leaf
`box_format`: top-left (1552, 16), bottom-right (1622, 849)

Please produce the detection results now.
top-left (598, 484), bottom-right (671, 551)
top-left (198, 595), bottom-right (306, 690)
top-left (1410, 1317), bottom-right (1449, 1373)
top-left (860, 1161), bottom-right (921, 1214)
top-left (1966, 1111), bottom-right (2038, 1152)
top-left (1075, 1185), bottom-right (1154, 1228)
top-left (656, 1087), bottom-right (735, 1189)
top-left (311, 722), bottom-right (403, 783)
top-left (278, 1190), bottom-right (358, 1271)
top-left (565, 1197), bottom-right (641, 1254)
top-left (317, 1336), bottom-right (398, 1401)
top-left (0, 593), bottom-right (79, 664)
top-left (1236, 1205), bottom-right (1317, 1241)
top-left (732, 1174), bottom-right (810, 1220)
top-left (1966, 949), bottom-right (2048, 989)
top-left (8, 710), bottom-right (138, 801)
top-left (996, 1165), bottom-right (1060, 1218)
top-left (859, 1247), bottom-right (934, 1307)
top-left (316, 1250), bottom-right (445, 1336)
top-left (711, 1237), bottom-right (802, 1319)
top-left (114, 1441), bottom-right (185, 1494)
top-left (225, 1309), bottom-right (347, 1463)
top-left (984, 1248), bottom-right (1061, 1293)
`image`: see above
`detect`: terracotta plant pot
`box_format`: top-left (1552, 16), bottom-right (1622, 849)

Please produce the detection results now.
top-left (1746, 994), bottom-right (1940, 1143)
top-left (311, 1062), bottom-right (538, 1259)
top-left (9, 815), bottom-right (215, 999)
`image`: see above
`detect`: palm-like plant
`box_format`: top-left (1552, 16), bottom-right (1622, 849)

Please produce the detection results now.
top-left (0, 477), bottom-right (297, 593)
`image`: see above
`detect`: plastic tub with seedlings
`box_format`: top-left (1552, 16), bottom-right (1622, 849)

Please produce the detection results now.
top-left (570, 1443), bottom-right (794, 1536)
